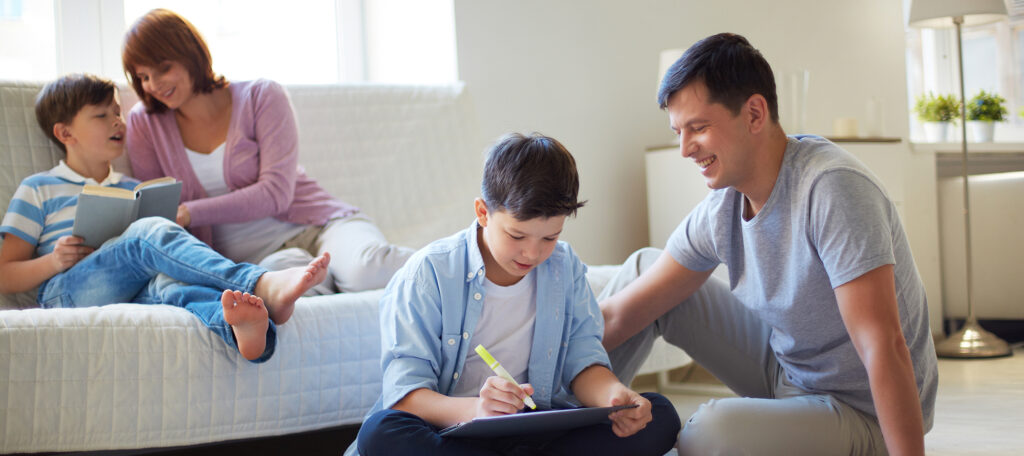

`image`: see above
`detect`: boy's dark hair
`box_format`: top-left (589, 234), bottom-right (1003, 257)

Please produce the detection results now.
top-left (35, 73), bottom-right (117, 153)
top-left (657, 33), bottom-right (779, 122)
top-left (482, 132), bottom-right (586, 220)
top-left (122, 8), bottom-right (227, 114)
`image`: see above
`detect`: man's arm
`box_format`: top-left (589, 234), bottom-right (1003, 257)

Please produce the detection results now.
top-left (601, 250), bottom-right (712, 350)
top-left (835, 264), bottom-right (925, 456)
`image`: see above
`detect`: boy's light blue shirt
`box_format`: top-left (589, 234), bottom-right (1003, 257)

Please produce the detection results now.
top-left (370, 221), bottom-right (610, 417)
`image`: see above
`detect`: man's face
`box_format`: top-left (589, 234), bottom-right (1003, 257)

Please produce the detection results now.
top-left (475, 200), bottom-right (565, 287)
top-left (666, 81), bottom-right (754, 192)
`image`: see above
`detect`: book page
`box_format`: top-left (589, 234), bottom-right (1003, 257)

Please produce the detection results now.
top-left (81, 185), bottom-right (136, 200)
top-left (134, 176), bottom-right (178, 191)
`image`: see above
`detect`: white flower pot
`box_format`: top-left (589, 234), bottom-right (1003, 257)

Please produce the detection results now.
top-left (922, 121), bottom-right (951, 142)
top-left (968, 120), bottom-right (995, 142)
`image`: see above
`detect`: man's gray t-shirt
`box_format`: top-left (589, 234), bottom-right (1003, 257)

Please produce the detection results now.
top-left (666, 135), bottom-right (938, 428)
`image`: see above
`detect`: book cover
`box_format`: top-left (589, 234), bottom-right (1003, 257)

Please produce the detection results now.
top-left (72, 177), bottom-right (182, 248)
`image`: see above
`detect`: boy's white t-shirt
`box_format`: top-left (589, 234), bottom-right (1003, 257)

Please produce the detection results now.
top-left (451, 270), bottom-right (537, 398)
top-left (185, 144), bottom-right (306, 263)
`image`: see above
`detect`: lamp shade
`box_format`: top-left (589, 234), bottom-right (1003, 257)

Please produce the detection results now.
top-left (908, 0), bottom-right (1008, 28)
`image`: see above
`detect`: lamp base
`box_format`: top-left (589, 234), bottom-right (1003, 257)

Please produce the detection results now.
top-left (936, 318), bottom-right (1013, 358)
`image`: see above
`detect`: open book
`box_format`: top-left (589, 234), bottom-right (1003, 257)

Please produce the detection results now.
top-left (72, 177), bottom-right (183, 248)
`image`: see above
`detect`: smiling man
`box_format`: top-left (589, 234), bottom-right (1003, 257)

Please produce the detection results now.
top-left (599, 33), bottom-right (937, 455)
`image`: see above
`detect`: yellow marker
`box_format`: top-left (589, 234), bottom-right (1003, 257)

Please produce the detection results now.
top-left (475, 344), bottom-right (537, 410)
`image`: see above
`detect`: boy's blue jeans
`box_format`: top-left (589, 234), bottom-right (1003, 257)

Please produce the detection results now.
top-left (355, 392), bottom-right (681, 456)
top-left (38, 217), bottom-right (275, 362)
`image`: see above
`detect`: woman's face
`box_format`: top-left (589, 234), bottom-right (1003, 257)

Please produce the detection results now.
top-left (133, 60), bottom-right (194, 110)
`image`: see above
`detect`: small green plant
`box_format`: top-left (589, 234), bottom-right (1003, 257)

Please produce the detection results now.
top-left (914, 92), bottom-right (960, 122)
top-left (966, 90), bottom-right (1007, 121)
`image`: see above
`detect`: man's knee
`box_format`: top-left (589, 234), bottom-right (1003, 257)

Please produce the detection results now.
top-left (676, 398), bottom-right (752, 455)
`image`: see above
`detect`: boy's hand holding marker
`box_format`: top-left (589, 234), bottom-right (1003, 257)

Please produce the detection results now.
top-left (475, 344), bottom-right (536, 417)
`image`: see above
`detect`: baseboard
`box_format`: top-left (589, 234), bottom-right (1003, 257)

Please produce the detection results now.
top-left (21, 424), bottom-right (361, 456)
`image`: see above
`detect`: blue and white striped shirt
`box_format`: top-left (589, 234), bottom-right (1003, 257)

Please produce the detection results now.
top-left (0, 162), bottom-right (137, 256)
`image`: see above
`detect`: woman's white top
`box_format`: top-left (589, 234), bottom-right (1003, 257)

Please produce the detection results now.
top-left (185, 144), bottom-right (306, 263)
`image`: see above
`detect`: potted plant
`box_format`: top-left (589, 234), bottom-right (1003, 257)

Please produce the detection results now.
top-left (914, 92), bottom-right (960, 142)
top-left (966, 90), bottom-right (1006, 142)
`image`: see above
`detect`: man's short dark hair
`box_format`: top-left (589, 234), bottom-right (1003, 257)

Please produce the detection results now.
top-left (657, 33), bottom-right (779, 122)
top-left (481, 132), bottom-right (586, 220)
top-left (35, 73), bottom-right (116, 153)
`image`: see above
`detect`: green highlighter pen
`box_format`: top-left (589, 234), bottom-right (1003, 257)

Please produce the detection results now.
top-left (474, 344), bottom-right (537, 410)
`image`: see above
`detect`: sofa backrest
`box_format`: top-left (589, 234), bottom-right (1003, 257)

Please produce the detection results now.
top-left (0, 80), bottom-right (482, 308)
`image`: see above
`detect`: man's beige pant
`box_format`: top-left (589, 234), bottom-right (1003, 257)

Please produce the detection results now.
top-left (601, 248), bottom-right (888, 456)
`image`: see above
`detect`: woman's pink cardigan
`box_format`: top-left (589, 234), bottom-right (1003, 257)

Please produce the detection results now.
top-left (126, 79), bottom-right (357, 249)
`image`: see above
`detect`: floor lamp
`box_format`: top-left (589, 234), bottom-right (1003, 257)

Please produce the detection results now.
top-left (908, 0), bottom-right (1012, 358)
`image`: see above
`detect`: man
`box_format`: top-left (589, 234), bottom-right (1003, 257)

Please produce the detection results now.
top-left (600, 33), bottom-right (937, 455)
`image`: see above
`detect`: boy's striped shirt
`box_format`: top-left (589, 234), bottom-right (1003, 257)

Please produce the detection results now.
top-left (0, 162), bottom-right (137, 256)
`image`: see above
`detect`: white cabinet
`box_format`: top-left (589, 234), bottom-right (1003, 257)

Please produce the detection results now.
top-left (644, 141), bottom-right (945, 334)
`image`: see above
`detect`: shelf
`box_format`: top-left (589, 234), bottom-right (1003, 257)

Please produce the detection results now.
top-left (826, 136), bottom-right (902, 143)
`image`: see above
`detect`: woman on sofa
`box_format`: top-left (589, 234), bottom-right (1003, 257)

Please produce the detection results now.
top-left (122, 9), bottom-right (414, 293)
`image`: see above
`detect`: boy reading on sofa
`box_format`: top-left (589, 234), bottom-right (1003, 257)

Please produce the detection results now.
top-left (353, 133), bottom-right (681, 455)
top-left (0, 73), bottom-right (328, 362)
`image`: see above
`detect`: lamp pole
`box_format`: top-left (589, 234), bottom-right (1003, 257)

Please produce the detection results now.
top-left (934, 16), bottom-right (1011, 358)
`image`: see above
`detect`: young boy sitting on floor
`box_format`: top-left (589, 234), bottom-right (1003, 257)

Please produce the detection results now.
top-left (352, 133), bottom-right (681, 455)
top-left (0, 73), bottom-right (328, 362)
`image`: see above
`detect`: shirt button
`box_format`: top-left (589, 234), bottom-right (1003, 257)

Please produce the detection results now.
top-left (474, 292), bottom-right (482, 300)
top-left (448, 338), bottom-right (456, 345)
top-left (467, 272), bottom-right (474, 279)
top-left (476, 270), bottom-right (483, 277)
top-left (462, 332), bottom-right (469, 339)
top-left (453, 372), bottom-right (459, 380)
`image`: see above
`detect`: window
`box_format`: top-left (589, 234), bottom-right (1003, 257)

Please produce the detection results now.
top-left (0, 0), bottom-right (456, 85)
top-left (0, 0), bottom-right (56, 81)
top-left (906, 8), bottom-right (1024, 141)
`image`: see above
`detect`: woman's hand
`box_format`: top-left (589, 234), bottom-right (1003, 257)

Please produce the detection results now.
top-left (605, 384), bottom-right (652, 438)
top-left (475, 376), bottom-right (534, 418)
top-left (176, 204), bottom-right (191, 227)
top-left (49, 235), bottom-right (93, 273)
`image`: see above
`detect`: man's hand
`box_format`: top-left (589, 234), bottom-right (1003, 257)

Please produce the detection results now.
top-left (176, 204), bottom-right (191, 227)
top-left (48, 235), bottom-right (93, 272)
top-left (475, 376), bottom-right (533, 418)
top-left (605, 383), bottom-right (652, 437)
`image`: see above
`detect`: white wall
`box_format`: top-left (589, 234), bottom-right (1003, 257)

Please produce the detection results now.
top-left (454, 0), bottom-right (912, 265)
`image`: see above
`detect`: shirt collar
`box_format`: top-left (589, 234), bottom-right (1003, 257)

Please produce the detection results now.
top-left (52, 160), bottom-right (125, 186)
top-left (465, 219), bottom-right (486, 282)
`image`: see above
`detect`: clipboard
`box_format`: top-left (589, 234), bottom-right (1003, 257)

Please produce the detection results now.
top-left (438, 404), bottom-right (638, 439)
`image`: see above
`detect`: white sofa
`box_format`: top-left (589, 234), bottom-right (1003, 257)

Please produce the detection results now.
top-left (0, 80), bottom-right (687, 453)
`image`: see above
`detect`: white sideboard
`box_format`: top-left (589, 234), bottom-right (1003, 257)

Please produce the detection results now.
top-left (644, 140), bottom-right (945, 334)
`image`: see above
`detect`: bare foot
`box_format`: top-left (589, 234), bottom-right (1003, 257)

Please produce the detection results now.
top-left (255, 252), bottom-right (330, 324)
top-left (222, 290), bottom-right (269, 361)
